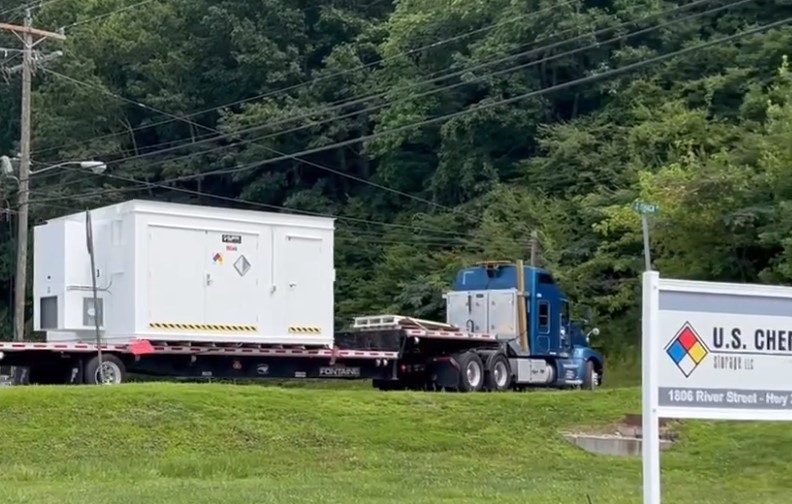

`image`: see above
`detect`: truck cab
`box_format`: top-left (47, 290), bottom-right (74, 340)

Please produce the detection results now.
top-left (444, 261), bottom-right (604, 388)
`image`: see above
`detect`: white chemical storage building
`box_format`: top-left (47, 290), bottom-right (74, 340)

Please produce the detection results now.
top-left (32, 199), bottom-right (336, 347)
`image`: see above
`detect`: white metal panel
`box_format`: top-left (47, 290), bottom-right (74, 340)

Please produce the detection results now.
top-left (58, 220), bottom-right (88, 332)
top-left (487, 289), bottom-right (518, 339)
top-left (445, 291), bottom-right (488, 332)
top-left (203, 229), bottom-right (260, 327)
top-left (34, 205), bottom-right (135, 342)
top-left (147, 225), bottom-right (206, 325)
top-left (275, 229), bottom-right (332, 337)
top-left (105, 210), bottom-right (135, 338)
top-left (126, 199), bottom-right (334, 231)
top-left (33, 217), bottom-right (110, 333)
top-left (33, 220), bottom-right (66, 331)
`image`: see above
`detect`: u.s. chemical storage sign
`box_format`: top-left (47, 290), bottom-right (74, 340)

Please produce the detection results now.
top-left (646, 272), bottom-right (792, 421)
top-left (641, 272), bottom-right (792, 504)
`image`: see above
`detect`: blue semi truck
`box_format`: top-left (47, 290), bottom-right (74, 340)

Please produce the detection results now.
top-left (0, 259), bottom-right (604, 391)
top-left (351, 260), bottom-right (605, 391)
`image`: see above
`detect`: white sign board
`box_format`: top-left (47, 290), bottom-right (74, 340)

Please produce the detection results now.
top-left (641, 271), bottom-right (792, 504)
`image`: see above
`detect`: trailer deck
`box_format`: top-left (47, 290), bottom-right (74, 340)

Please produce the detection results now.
top-left (0, 314), bottom-right (495, 358)
top-left (0, 314), bottom-right (511, 389)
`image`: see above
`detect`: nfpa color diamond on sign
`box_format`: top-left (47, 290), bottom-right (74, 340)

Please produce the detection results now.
top-left (665, 322), bottom-right (709, 377)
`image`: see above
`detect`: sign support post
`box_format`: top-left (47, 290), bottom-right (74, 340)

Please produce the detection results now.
top-left (642, 271), bottom-right (661, 504)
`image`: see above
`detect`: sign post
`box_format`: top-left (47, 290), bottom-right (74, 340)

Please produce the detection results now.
top-left (642, 272), bottom-right (792, 503)
top-left (633, 200), bottom-right (659, 271)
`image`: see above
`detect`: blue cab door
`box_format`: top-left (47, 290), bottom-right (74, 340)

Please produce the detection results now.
top-left (533, 273), bottom-right (563, 355)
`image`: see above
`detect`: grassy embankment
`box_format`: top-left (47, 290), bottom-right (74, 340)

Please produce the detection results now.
top-left (0, 383), bottom-right (789, 503)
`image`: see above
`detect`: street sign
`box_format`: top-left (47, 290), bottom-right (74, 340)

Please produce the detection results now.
top-left (641, 272), bottom-right (792, 504)
top-left (633, 200), bottom-right (659, 215)
top-left (634, 201), bottom-right (659, 271)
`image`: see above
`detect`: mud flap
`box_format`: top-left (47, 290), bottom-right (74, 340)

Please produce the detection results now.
top-left (431, 357), bottom-right (459, 389)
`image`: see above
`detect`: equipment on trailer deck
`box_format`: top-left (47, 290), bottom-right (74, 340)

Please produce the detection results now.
top-left (0, 200), bottom-right (605, 391)
top-left (31, 199), bottom-right (335, 348)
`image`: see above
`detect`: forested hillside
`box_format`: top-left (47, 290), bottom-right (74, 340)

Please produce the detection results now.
top-left (1, 0), bottom-right (791, 358)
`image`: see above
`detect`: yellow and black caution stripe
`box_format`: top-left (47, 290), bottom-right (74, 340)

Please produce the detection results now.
top-left (288, 326), bottom-right (322, 334)
top-left (150, 322), bottom-right (258, 333)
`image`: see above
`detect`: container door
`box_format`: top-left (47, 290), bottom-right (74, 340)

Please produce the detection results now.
top-left (203, 231), bottom-right (260, 328)
top-left (148, 225), bottom-right (206, 325)
top-left (275, 231), bottom-right (326, 335)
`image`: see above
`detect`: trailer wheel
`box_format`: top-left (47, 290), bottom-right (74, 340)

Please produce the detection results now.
top-left (455, 352), bottom-right (484, 392)
top-left (484, 353), bottom-right (512, 391)
top-left (84, 354), bottom-right (126, 385)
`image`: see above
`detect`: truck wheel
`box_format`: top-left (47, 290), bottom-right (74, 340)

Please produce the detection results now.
top-left (455, 352), bottom-right (484, 392)
top-left (582, 360), bottom-right (598, 391)
top-left (484, 353), bottom-right (512, 391)
top-left (84, 354), bottom-right (126, 385)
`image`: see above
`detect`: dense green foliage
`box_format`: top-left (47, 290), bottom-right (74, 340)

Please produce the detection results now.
top-left (0, 383), bottom-right (791, 502)
top-left (2, 0), bottom-right (792, 358)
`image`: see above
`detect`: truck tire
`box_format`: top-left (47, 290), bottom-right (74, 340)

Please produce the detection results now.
top-left (582, 360), bottom-right (598, 391)
top-left (455, 351), bottom-right (484, 392)
top-left (483, 353), bottom-right (512, 392)
top-left (84, 354), bottom-right (126, 385)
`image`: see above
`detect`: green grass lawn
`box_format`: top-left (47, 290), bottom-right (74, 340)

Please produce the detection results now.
top-left (0, 383), bottom-right (789, 503)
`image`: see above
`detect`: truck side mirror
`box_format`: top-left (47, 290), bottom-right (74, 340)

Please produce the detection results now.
top-left (586, 327), bottom-right (599, 344)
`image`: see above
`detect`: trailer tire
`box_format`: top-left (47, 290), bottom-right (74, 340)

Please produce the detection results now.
top-left (483, 353), bottom-right (512, 391)
top-left (84, 354), bottom-right (126, 385)
top-left (455, 352), bottom-right (484, 392)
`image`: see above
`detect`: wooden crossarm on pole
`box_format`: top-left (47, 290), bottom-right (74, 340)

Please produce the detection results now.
top-left (0, 22), bottom-right (66, 41)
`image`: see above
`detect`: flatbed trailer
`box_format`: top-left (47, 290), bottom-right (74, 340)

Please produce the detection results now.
top-left (0, 316), bottom-right (503, 390)
top-left (0, 315), bottom-right (598, 391)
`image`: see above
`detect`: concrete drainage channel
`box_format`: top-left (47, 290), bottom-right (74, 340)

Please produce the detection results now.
top-left (563, 414), bottom-right (679, 457)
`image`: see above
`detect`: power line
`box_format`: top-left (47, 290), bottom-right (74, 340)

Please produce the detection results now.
top-left (6, 200), bottom-right (478, 253)
top-left (28, 1), bottom-right (771, 201)
top-left (73, 0), bottom-right (746, 173)
top-left (32, 0), bottom-right (739, 204)
top-left (8, 197), bottom-right (531, 255)
top-left (59, 0), bottom-right (159, 30)
top-left (60, 0), bottom-right (363, 32)
top-left (29, 163), bottom-right (473, 237)
top-left (26, 9), bottom-right (782, 239)
top-left (72, 0), bottom-right (717, 164)
top-left (116, 12), bottom-right (785, 185)
top-left (31, 0), bottom-right (583, 158)
top-left (0, 0), bottom-right (62, 19)
top-left (41, 66), bottom-right (453, 212)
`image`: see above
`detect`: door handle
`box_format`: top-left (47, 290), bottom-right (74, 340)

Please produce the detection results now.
top-left (206, 273), bottom-right (213, 286)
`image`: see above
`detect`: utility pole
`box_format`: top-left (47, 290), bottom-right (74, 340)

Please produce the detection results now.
top-left (16, 9), bottom-right (33, 344)
top-left (0, 11), bottom-right (65, 341)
